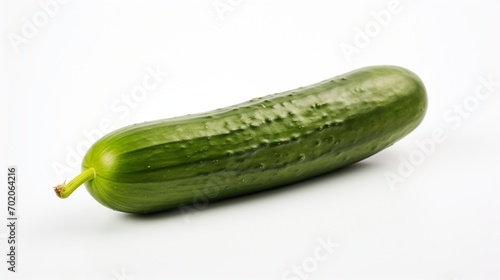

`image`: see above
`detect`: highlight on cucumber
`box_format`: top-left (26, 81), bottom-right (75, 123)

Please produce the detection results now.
top-left (54, 65), bottom-right (427, 214)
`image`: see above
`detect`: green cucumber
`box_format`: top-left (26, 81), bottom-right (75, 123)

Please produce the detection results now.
top-left (54, 65), bottom-right (427, 214)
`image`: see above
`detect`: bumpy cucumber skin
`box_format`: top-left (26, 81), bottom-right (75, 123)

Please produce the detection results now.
top-left (83, 65), bottom-right (427, 213)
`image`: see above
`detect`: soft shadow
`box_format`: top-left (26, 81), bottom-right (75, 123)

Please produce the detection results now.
top-left (121, 161), bottom-right (377, 222)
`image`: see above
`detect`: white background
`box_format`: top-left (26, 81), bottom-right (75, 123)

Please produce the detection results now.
top-left (1, 1), bottom-right (500, 279)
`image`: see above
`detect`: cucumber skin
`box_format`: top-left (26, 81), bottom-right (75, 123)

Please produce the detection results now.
top-left (83, 65), bottom-right (427, 213)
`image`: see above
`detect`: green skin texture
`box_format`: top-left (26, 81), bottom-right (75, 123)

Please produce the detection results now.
top-left (80, 65), bottom-right (427, 213)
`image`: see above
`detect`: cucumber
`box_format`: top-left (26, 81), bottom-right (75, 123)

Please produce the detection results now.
top-left (54, 65), bottom-right (427, 214)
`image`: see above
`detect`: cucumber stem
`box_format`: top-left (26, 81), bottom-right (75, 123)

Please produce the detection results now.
top-left (54, 168), bottom-right (96, 199)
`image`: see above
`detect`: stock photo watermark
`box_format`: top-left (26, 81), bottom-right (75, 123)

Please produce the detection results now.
top-left (178, 171), bottom-right (236, 223)
top-left (51, 64), bottom-right (169, 182)
top-left (282, 235), bottom-right (339, 280)
top-left (213, 0), bottom-right (243, 21)
top-left (385, 75), bottom-right (500, 191)
top-left (339, 0), bottom-right (402, 63)
top-left (178, 185), bottom-right (220, 223)
top-left (7, 0), bottom-right (71, 53)
top-left (6, 167), bottom-right (18, 273)
top-left (110, 267), bottom-right (135, 280)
